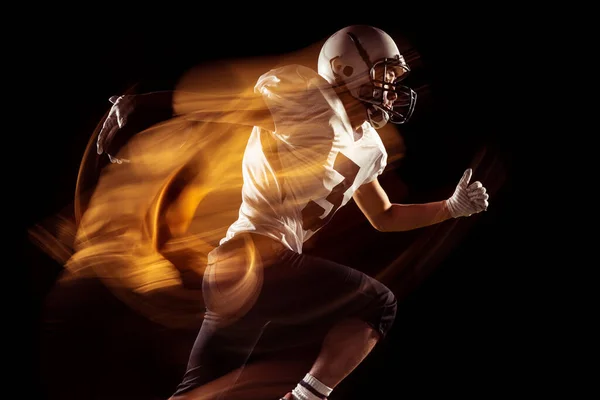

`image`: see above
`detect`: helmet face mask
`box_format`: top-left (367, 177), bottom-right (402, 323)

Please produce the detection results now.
top-left (355, 55), bottom-right (417, 125)
top-left (317, 25), bottom-right (418, 128)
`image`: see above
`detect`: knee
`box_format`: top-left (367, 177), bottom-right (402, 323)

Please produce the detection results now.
top-left (380, 284), bottom-right (397, 312)
top-left (368, 282), bottom-right (397, 339)
top-left (380, 285), bottom-right (397, 332)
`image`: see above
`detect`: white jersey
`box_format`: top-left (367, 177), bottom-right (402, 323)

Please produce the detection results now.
top-left (220, 65), bottom-right (388, 253)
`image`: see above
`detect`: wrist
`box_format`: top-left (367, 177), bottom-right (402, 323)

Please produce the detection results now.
top-left (442, 199), bottom-right (454, 219)
top-left (445, 198), bottom-right (458, 219)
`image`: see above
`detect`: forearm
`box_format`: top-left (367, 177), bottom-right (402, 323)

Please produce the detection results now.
top-left (123, 91), bottom-right (176, 129)
top-left (378, 200), bottom-right (452, 232)
top-left (130, 90), bottom-right (273, 129)
top-left (126, 90), bottom-right (173, 111)
top-left (174, 90), bottom-right (274, 130)
top-left (128, 90), bottom-right (236, 118)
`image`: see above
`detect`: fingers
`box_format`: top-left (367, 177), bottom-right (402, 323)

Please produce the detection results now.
top-left (470, 193), bottom-right (488, 211)
top-left (105, 124), bottom-right (120, 149)
top-left (473, 199), bottom-right (488, 211)
top-left (467, 183), bottom-right (487, 198)
top-left (115, 108), bottom-right (127, 128)
top-left (468, 193), bottom-right (489, 202)
top-left (97, 118), bottom-right (119, 155)
top-left (459, 168), bottom-right (472, 188)
top-left (107, 154), bottom-right (130, 164)
top-left (467, 181), bottom-right (483, 191)
top-left (466, 180), bottom-right (489, 212)
top-left (97, 118), bottom-right (114, 154)
top-left (467, 181), bottom-right (490, 211)
top-left (467, 182), bottom-right (486, 202)
top-left (97, 99), bottom-right (126, 154)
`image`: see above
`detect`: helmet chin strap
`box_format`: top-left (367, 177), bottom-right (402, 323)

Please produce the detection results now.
top-left (366, 105), bottom-right (389, 129)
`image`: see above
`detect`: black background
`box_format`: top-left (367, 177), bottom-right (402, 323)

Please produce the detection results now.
top-left (19, 6), bottom-right (519, 399)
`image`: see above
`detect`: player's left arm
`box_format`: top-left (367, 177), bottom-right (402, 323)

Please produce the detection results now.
top-left (352, 168), bottom-right (489, 232)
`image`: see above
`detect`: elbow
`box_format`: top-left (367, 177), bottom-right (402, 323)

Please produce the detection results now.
top-left (370, 213), bottom-right (390, 232)
top-left (370, 210), bottom-right (414, 233)
top-left (373, 224), bottom-right (388, 233)
top-left (367, 205), bottom-right (395, 232)
top-left (373, 222), bottom-right (411, 233)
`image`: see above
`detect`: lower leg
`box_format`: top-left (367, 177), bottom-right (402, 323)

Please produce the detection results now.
top-left (310, 318), bottom-right (380, 387)
top-left (290, 318), bottom-right (380, 399)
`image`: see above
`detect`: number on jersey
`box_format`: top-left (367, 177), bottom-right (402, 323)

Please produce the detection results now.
top-left (301, 152), bottom-right (360, 231)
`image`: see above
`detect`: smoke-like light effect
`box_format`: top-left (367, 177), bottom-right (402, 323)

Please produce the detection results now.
top-left (30, 39), bottom-right (425, 327)
top-left (29, 35), bottom-right (508, 399)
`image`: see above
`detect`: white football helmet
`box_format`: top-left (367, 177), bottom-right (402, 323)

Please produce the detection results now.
top-left (318, 25), bottom-right (417, 129)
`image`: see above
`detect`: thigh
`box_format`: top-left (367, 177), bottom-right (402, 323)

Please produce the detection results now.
top-left (254, 248), bottom-right (390, 334)
top-left (174, 237), bottom-right (273, 396)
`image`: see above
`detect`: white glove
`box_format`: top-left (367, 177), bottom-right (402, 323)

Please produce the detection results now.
top-left (446, 168), bottom-right (489, 218)
top-left (96, 95), bottom-right (133, 164)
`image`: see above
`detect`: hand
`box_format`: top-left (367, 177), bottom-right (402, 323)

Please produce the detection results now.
top-left (96, 95), bottom-right (135, 163)
top-left (446, 168), bottom-right (489, 218)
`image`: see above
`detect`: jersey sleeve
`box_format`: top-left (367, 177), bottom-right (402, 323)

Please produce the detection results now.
top-left (254, 65), bottom-right (336, 144)
top-left (364, 139), bottom-right (388, 184)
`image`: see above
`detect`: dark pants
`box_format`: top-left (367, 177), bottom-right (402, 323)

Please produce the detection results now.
top-left (173, 232), bottom-right (397, 397)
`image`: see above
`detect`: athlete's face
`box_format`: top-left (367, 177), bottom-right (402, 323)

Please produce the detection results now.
top-left (337, 64), bottom-right (407, 130)
top-left (372, 64), bottom-right (405, 109)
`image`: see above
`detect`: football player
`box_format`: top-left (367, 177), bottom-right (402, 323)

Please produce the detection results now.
top-left (98, 25), bottom-right (489, 400)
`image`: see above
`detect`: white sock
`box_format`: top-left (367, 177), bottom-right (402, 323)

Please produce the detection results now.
top-left (291, 373), bottom-right (333, 400)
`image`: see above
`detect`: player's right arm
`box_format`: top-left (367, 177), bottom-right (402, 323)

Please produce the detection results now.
top-left (97, 89), bottom-right (275, 163)
top-left (175, 90), bottom-right (275, 130)
top-left (97, 64), bottom-right (324, 162)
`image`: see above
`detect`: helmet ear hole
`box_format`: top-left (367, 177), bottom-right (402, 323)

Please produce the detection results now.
top-left (330, 57), bottom-right (349, 78)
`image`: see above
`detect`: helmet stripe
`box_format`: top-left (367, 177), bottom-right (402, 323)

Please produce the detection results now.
top-left (346, 32), bottom-right (373, 70)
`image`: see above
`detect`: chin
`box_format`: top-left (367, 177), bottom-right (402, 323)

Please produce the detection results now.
top-left (367, 107), bottom-right (390, 130)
